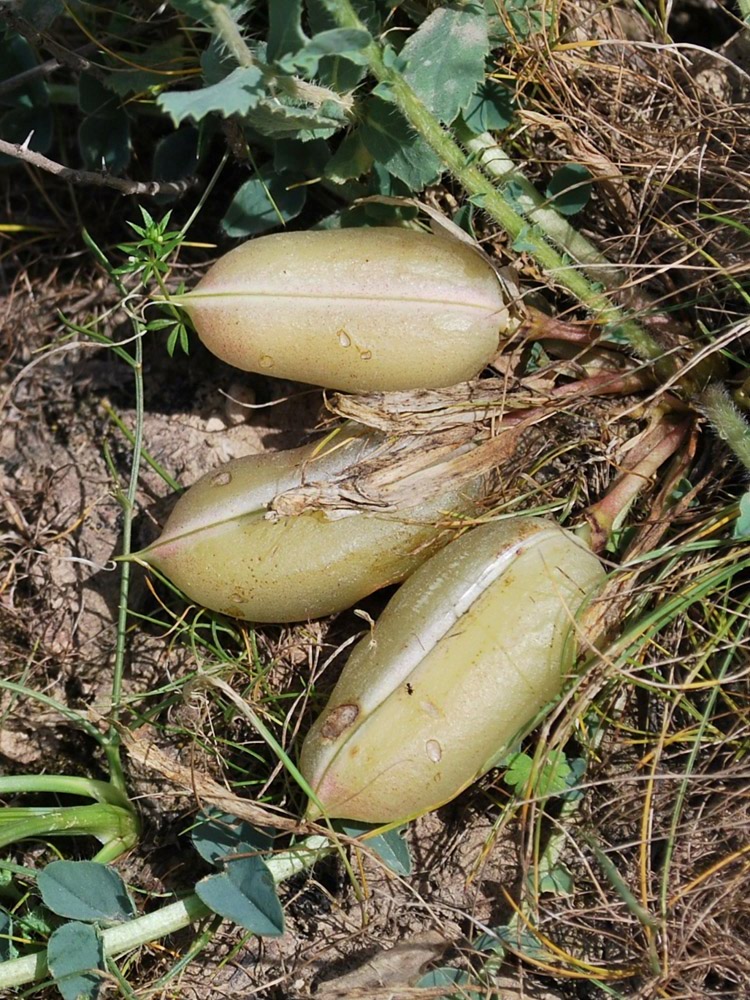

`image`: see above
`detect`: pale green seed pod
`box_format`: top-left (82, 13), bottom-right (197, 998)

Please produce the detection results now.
top-left (136, 428), bottom-right (489, 623)
top-left (300, 517), bottom-right (605, 824)
top-left (172, 228), bottom-right (509, 392)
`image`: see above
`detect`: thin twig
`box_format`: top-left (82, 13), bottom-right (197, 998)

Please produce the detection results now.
top-left (0, 137), bottom-right (197, 198)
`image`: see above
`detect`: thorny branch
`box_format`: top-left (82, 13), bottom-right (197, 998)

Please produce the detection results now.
top-left (0, 137), bottom-right (197, 198)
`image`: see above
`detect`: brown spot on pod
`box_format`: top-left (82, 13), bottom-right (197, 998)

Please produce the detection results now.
top-left (211, 471), bottom-right (232, 487)
top-left (320, 703), bottom-right (359, 740)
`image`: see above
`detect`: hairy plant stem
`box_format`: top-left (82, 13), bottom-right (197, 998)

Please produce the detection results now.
top-left (0, 836), bottom-right (331, 991)
top-left (701, 383), bottom-right (750, 473)
top-left (322, 0), bottom-right (668, 371)
top-left (456, 125), bottom-right (626, 287)
top-left (203, 1), bottom-right (353, 113)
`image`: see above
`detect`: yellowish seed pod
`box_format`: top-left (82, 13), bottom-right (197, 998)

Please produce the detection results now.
top-left (172, 228), bottom-right (509, 392)
top-left (136, 428), bottom-right (489, 623)
top-left (300, 517), bottom-right (605, 823)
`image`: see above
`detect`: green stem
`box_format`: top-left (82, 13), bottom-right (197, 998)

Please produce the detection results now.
top-left (0, 776), bottom-right (129, 808)
top-left (323, 0), bottom-right (667, 368)
top-left (0, 804), bottom-right (138, 853)
top-left (457, 125), bottom-right (625, 287)
top-left (0, 680), bottom-right (102, 742)
top-left (585, 418), bottom-right (690, 552)
top-left (0, 835), bottom-right (331, 991)
top-left (202, 1), bottom-right (353, 114)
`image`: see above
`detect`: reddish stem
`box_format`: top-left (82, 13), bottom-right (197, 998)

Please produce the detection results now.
top-left (585, 417), bottom-right (692, 554)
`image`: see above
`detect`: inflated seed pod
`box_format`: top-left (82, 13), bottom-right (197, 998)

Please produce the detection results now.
top-left (172, 228), bottom-right (509, 392)
top-left (136, 428), bottom-right (489, 624)
top-left (300, 517), bottom-right (605, 824)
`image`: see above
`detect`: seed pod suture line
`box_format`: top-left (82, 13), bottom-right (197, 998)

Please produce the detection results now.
top-left (172, 228), bottom-right (511, 392)
top-left (300, 516), bottom-right (606, 824)
top-left (135, 426), bottom-right (493, 623)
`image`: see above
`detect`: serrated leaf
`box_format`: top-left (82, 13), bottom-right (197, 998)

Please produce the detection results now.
top-left (221, 169), bottom-right (306, 237)
top-left (78, 108), bottom-right (131, 173)
top-left (359, 97), bottom-right (442, 190)
top-left (244, 98), bottom-right (344, 139)
top-left (191, 808), bottom-right (273, 866)
top-left (325, 130), bottom-right (373, 183)
top-left (47, 922), bottom-right (104, 1000)
top-left (267, 0), bottom-right (307, 62)
top-left (158, 66), bottom-right (264, 125)
top-left (734, 491), bottom-right (750, 539)
top-left (195, 856), bottom-right (284, 936)
top-left (546, 164), bottom-right (592, 216)
top-left (38, 861), bottom-right (135, 923)
top-left (278, 29), bottom-right (371, 76)
top-left (339, 823), bottom-right (412, 875)
top-left (462, 79), bottom-right (515, 134)
top-left (401, 2), bottom-right (488, 124)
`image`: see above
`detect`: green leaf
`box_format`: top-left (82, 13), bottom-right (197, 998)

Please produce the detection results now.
top-left (78, 108), bottom-right (131, 173)
top-left (485, 0), bottom-right (550, 43)
top-left (339, 823), bottom-right (412, 875)
top-left (166, 0), bottom-right (212, 20)
top-left (195, 856), bottom-right (285, 936)
top-left (0, 907), bottom-right (17, 961)
top-left (38, 861), bottom-right (136, 923)
top-left (503, 751), bottom-right (572, 798)
top-left (47, 922), bottom-right (104, 1000)
top-left (308, 0), bottom-right (381, 34)
top-left (191, 808), bottom-right (273, 866)
top-left (511, 223), bottom-right (544, 254)
top-left (733, 491), bottom-right (750, 539)
top-left (416, 966), bottom-right (471, 989)
top-left (278, 29), bottom-right (371, 76)
top-left (221, 169), bottom-right (306, 237)
top-left (546, 164), bottom-right (592, 216)
top-left (401, 2), bottom-right (488, 124)
top-left (453, 203), bottom-right (476, 237)
top-left (0, 33), bottom-right (49, 109)
top-left (104, 38), bottom-right (186, 97)
top-left (273, 137), bottom-right (329, 175)
top-left (78, 72), bottom-right (118, 116)
top-left (325, 129), bottom-right (373, 183)
top-left (153, 126), bottom-right (200, 182)
top-left (267, 0), bottom-right (307, 62)
top-left (18, 0), bottom-right (64, 30)
top-left (244, 98), bottom-right (345, 139)
top-left (461, 79), bottom-right (515, 134)
top-left (359, 97), bottom-right (442, 190)
top-left (158, 66), bottom-right (264, 125)
top-left (538, 861), bottom-right (574, 896)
